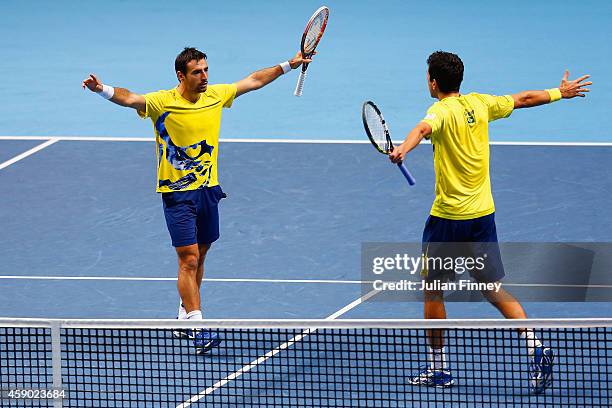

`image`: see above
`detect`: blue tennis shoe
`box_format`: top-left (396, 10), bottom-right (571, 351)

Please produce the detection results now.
top-left (193, 329), bottom-right (222, 355)
top-left (409, 366), bottom-right (455, 388)
top-left (529, 346), bottom-right (555, 394)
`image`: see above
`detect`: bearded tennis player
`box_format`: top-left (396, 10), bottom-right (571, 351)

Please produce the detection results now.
top-left (83, 47), bottom-right (311, 354)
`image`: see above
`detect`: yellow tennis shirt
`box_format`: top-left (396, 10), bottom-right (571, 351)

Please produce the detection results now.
top-left (138, 84), bottom-right (237, 193)
top-left (421, 93), bottom-right (514, 220)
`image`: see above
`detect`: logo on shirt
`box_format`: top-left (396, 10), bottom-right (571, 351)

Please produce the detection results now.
top-left (155, 111), bottom-right (214, 190)
top-left (425, 113), bottom-right (436, 121)
top-left (464, 109), bottom-right (476, 126)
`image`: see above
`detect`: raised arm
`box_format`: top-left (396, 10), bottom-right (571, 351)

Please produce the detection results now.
top-left (512, 70), bottom-right (592, 109)
top-left (389, 122), bottom-right (432, 163)
top-left (82, 74), bottom-right (146, 111)
top-left (235, 52), bottom-right (312, 97)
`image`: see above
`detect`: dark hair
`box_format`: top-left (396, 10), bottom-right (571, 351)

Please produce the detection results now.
top-left (175, 47), bottom-right (207, 74)
top-left (427, 51), bottom-right (464, 93)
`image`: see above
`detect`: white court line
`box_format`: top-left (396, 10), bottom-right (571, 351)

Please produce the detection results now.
top-left (176, 289), bottom-right (379, 408)
top-left (1, 275), bottom-right (611, 289)
top-left (0, 138), bottom-right (60, 170)
top-left (0, 275), bottom-right (366, 284)
top-left (0, 135), bottom-right (611, 146)
top-left (0, 136), bottom-right (151, 142)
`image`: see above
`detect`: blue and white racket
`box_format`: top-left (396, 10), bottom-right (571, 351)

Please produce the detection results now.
top-left (362, 100), bottom-right (416, 185)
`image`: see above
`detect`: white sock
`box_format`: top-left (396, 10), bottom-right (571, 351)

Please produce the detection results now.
top-left (186, 310), bottom-right (203, 320)
top-left (177, 302), bottom-right (187, 320)
top-left (520, 329), bottom-right (542, 356)
top-left (428, 346), bottom-right (448, 371)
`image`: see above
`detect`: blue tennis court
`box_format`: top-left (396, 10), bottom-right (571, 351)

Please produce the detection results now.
top-left (1, 138), bottom-right (611, 319)
top-left (2, 137), bottom-right (611, 406)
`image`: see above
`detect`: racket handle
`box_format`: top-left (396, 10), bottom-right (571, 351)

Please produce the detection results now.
top-left (294, 70), bottom-right (307, 96)
top-left (397, 162), bottom-right (416, 185)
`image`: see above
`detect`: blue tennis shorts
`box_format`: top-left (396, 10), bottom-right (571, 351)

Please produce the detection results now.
top-left (161, 185), bottom-right (226, 247)
top-left (421, 213), bottom-right (505, 283)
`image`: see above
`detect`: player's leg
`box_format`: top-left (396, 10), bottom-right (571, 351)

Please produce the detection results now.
top-left (161, 190), bottom-right (201, 316)
top-left (193, 185), bottom-right (224, 311)
top-left (424, 289), bottom-right (446, 348)
top-left (176, 244), bottom-right (202, 314)
top-left (473, 213), bottom-right (554, 393)
top-left (181, 186), bottom-right (225, 353)
top-left (424, 290), bottom-right (451, 374)
top-left (410, 289), bottom-right (454, 387)
top-left (172, 185), bottom-right (223, 316)
top-left (481, 286), bottom-right (526, 319)
top-left (175, 242), bottom-right (219, 354)
top-left (173, 244), bottom-right (205, 342)
top-left (196, 243), bottom-right (211, 290)
top-left (471, 214), bottom-right (525, 320)
top-left (174, 242), bottom-right (210, 323)
top-left (410, 216), bottom-right (455, 387)
top-left (162, 190), bottom-right (213, 353)
top-left (174, 242), bottom-right (211, 342)
top-left (483, 287), bottom-right (555, 394)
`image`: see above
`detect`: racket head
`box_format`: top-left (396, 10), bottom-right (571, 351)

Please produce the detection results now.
top-left (300, 6), bottom-right (329, 57)
top-left (362, 101), bottom-right (393, 155)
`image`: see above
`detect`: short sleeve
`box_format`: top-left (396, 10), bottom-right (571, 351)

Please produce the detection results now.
top-left (137, 91), bottom-right (166, 120)
top-left (421, 104), bottom-right (446, 140)
top-left (475, 94), bottom-right (514, 122)
top-left (221, 84), bottom-right (237, 108)
top-left (208, 84), bottom-right (237, 109)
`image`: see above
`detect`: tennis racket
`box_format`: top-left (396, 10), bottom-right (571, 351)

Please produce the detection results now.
top-left (294, 6), bottom-right (329, 97)
top-left (362, 101), bottom-right (416, 185)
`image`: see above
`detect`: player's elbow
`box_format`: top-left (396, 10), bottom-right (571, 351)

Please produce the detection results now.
top-left (249, 75), bottom-right (265, 91)
top-left (124, 97), bottom-right (137, 108)
top-left (512, 93), bottom-right (530, 109)
top-left (123, 94), bottom-right (142, 109)
top-left (418, 122), bottom-right (432, 139)
top-left (237, 76), bottom-right (263, 96)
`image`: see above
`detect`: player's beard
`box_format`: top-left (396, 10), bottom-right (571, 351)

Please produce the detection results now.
top-left (196, 82), bottom-right (208, 93)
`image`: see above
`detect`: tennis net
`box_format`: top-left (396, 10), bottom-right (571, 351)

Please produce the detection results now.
top-left (1, 318), bottom-right (610, 407)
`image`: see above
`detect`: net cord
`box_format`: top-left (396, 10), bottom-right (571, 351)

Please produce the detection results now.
top-left (1, 317), bottom-right (611, 329)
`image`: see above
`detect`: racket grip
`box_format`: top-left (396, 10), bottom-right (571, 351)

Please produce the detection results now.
top-left (397, 162), bottom-right (416, 185)
top-left (294, 71), bottom-right (307, 96)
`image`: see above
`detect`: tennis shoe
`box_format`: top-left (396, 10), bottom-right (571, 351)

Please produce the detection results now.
top-left (529, 346), bottom-right (555, 394)
top-left (172, 317), bottom-right (194, 339)
top-left (193, 329), bottom-right (222, 355)
top-left (408, 366), bottom-right (455, 388)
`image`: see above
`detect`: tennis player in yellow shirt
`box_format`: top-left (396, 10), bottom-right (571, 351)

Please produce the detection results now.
top-left (389, 51), bottom-right (591, 393)
top-left (82, 47), bottom-right (311, 354)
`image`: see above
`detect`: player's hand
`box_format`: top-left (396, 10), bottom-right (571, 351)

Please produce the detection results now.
top-left (82, 74), bottom-right (103, 93)
top-left (559, 70), bottom-right (592, 99)
top-left (389, 144), bottom-right (407, 164)
top-left (289, 51), bottom-right (314, 69)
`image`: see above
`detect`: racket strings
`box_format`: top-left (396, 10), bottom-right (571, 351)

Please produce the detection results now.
top-left (303, 10), bottom-right (328, 54)
top-left (364, 105), bottom-right (389, 153)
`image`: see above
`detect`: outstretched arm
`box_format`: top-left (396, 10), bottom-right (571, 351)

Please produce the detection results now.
top-left (512, 70), bottom-right (592, 109)
top-left (82, 74), bottom-right (146, 111)
top-left (235, 52), bottom-right (312, 97)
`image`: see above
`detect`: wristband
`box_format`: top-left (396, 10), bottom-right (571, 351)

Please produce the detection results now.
top-left (98, 84), bottom-right (115, 100)
top-left (546, 88), bottom-right (562, 103)
top-left (279, 61), bottom-right (291, 74)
